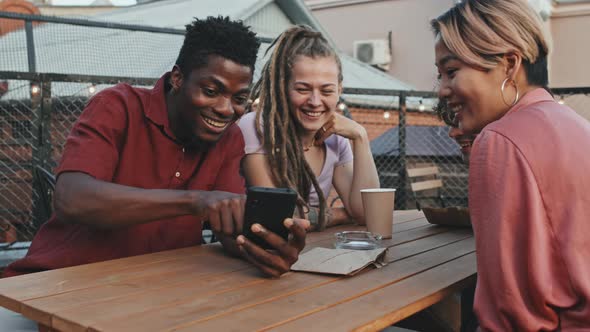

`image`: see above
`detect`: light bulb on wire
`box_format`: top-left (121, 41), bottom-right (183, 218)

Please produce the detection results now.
top-left (31, 84), bottom-right (40, 95)
top-left (418, 100), bottom-right (425, 111)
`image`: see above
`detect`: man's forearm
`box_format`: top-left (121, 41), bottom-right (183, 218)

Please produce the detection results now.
top-left (55, 172), bottom-right (198, 228)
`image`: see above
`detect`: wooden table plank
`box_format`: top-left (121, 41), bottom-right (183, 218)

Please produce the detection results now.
top-left (0, 246), bottom-right (253, 315)
top-left (272, 253), bottom-right (477, 332)
top-left (20, 250), bottom-right (253, 327)
top-left (98, 237), bottom-right (475, 332)
top-left (0, 211), bottom-right (478, 332)
top-left (80, 270), bottom-right (335, 332)
top-left (12, 217), bottom-right (435, 314)
top-left (22, 221), bottom-right (451, 329)
top-left (392, 210), bottom-right (425, 222)
top-left (383, 228), bottom-right (472, 264)
top-left (305, 210), bottom-right (427, 245)
top-left (33, 228), bottom-right (471, 332)
top-left (306, 222), bottom-right (453, 253)
top-left (0, 246), bottom-right (208, 311)
top-left (305, 217), bottom-right (429, 247)
top-left (389, 217), bottom-right (430, 233)
top-left (56, 230), bottom-right (471, 332)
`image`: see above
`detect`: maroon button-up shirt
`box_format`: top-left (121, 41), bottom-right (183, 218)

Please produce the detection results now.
top-left (4, 73), bottom-right (245, 277)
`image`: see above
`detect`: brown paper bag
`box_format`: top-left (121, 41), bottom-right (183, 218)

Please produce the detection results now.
top-left (291, 247), bottom-right (387, 276)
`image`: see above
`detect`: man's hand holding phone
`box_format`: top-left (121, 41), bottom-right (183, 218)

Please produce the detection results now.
top-left (236, 187), bottom-right (309, 277)
top-left (198, 187), bottom-right (309, 278)
top-left (236, 218), bottom-right (310, 278)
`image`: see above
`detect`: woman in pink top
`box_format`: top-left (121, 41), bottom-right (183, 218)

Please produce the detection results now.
top-left (239, 25), bottom-right (379, 230)
top-left (432, 0), bottom-right (590, 330)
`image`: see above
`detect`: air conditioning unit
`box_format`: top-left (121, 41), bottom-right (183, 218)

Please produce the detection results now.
top-left (353, 39), bottom-right (391, 65)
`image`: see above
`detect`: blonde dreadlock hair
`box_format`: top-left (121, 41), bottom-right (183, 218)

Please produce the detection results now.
top-left (249, 25), bottom-right (343, 231)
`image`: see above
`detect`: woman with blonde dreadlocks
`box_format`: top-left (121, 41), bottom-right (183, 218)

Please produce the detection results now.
top-left (238, 25), bottom-right (379, 230)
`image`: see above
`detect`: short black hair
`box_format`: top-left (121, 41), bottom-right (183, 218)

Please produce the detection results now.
top-left (175, 16), bottom-right (260, 76)
top-left (522, 42), bottom-right (549, 87)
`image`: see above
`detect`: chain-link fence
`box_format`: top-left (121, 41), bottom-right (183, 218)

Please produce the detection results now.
top-left (0, 75), bottom-right (457, 248)
top-left (0, 71), bottom-right (158, 249)
top-left (553, 87), bottom-right (590, 121)
top-left (0, 11), bottom-right (200, 250)
top-left (340, 89), bottom-right (468, 211)
top-left (0, 78), bottom-right (39, 247)
top-left (1, 12), bottom-right (589, 251)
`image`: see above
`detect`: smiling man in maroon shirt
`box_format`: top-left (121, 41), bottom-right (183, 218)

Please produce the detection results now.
top-left (4, 16), bottom-right (309, 280)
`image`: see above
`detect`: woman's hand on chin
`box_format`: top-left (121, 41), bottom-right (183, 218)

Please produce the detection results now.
top-left (314, 113), bottom-right (366, 144)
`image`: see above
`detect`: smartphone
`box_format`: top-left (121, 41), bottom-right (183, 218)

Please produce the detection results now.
top-left (242, 186), bottom-right (297, 249)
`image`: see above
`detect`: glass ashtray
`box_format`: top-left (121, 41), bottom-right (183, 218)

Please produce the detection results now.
top-left (334, 231), bottom-right (382, 250)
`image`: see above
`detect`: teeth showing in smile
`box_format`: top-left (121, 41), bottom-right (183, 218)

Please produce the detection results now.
top-left (302, 110), bottom-right (323, 117)
top-left (203, 116), bottom-right (227, 128)
top-left (451, 105), bottom-right (463, 113)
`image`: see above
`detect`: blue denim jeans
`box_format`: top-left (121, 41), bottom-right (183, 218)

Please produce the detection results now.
top-left (0, 307), bottom-right (38, 332)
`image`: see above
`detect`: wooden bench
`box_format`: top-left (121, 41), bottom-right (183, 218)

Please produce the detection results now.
top-left (407, 165), bottom-right (446, 210)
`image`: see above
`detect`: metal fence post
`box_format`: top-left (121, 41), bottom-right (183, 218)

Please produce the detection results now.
top-left (398, 92), bottom-right (408, 209)
top-left (24, 20), bottom-right (37, 73)
top-left (40, 80), bottom-right (53, 169)
top-left (31, 78), bottom-right (52, 228)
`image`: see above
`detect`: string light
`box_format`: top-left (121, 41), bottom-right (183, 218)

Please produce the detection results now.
top-left (337, 102), bottom-right (346, 111)
top-left (31, 84), bottom-right (40, 95)
top-left (418, 99), bottom-right (425, 111)
top-left (88, 84), bottom-right (96, 94)
top-left (557, 96), bottom-right (565, 105)
top-left (383, 111), bottom-right (390, 119)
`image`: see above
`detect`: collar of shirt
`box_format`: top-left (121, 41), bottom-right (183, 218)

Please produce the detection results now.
top-left (507, 87), bottom-right (554, 116)
top-left (143, 72), bottom-right (177, 141)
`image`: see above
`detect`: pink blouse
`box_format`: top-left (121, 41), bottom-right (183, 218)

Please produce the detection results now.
top-left (469, 88), bottom-right (590, 331)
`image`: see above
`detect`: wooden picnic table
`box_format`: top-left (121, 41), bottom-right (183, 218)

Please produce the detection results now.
top-left (0, 210), bottom-right (476, 332)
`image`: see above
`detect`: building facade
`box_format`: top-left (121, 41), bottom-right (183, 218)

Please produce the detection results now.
top-left (306, 0), bottom-right (590, 89)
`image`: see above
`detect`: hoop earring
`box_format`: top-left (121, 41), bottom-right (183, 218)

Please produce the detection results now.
top-left (501, 78), bottom-right (520, 107)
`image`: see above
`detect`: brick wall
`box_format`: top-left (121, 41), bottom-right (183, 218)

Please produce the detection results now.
top-left (349, 107), bottom-right (445, 140)
top-left (325, 107), bottom-right (448, 211)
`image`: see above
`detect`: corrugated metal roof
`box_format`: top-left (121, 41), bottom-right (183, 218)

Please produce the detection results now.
top-left (0, 0), bottom-right (414, 101)
top-left (90, 0), bottom-right (115, 6)
top-left (341, 54), bottom-right (413, 90)
top-left (244, 2), bottom-right (293, 38)
top-left (96, 0), bottom-right (270, 28)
